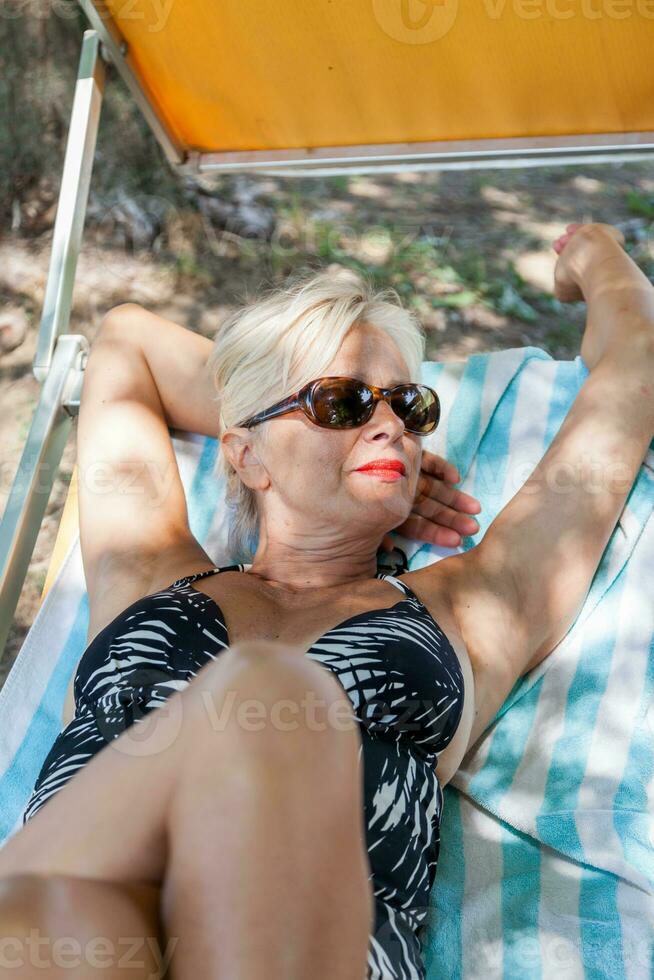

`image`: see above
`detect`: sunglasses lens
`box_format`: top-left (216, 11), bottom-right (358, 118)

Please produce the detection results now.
top-left (311, 379), bottom-right (440, 434)
top-left (391, 385), bottom-right (440, 433)
top-left (313, 379), bottom-right (372, 427)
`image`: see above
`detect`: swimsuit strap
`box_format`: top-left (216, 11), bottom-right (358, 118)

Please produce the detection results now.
top-left (175, 563), bottom-right (420, 606)
top-left (172, 563), bottom-right (246, 587)
top-left (376, 571), bottom-right (416, 600)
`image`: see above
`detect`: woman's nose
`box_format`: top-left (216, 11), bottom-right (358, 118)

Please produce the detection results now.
top-left (368, 399), bottom-right (405, 432)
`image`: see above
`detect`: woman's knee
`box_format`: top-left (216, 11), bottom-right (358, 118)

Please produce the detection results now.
top-left (181, 640), bottom-right (363, 777)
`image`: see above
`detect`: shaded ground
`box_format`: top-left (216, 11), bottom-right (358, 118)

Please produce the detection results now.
top-left (1, 161), bottom-right (653, 689)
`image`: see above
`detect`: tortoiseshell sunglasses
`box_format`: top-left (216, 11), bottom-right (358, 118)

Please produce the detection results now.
top-left (237, 376), bottom-right (441, 436)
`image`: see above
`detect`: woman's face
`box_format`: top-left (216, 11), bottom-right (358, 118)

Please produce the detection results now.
top-left (236, 321), bottom-right (423, 543)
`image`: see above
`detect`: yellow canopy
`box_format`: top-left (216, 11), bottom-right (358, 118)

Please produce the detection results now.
top-left (99, 0), bottom-right (654, 156)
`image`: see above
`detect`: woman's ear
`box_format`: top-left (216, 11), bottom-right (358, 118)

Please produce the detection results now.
top-left (221, 427), bottom-right (270, 491)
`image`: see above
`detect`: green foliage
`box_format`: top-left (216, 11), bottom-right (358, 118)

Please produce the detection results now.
top-left (0, 9), bottom-right (185, 224)
top-left (0, 12), bottom-right (80, 216)
top-left (625, 189), bottom-right (654, 220)
top-left (483, 263), bottom-right (556, 323)
top-left (494, 282), bottom-right (539, 322)
top-left (431, 289), bottom-right (478, 309)
top-left (173, 253), bottom-right (214, 286)
top-left (543, 321), bottom-right (582, 358)
top-left (329, 175), bottom-right (351, 194)
top-left (453, 251), bottom-right (488, 289)
top-left (544, 322), bottom-right (579, 350)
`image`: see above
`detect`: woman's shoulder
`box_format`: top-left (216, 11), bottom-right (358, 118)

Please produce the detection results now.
top-left (395, 561), bottom-right (459, 633)
top-left (85, 536), bottom-right (216, 648)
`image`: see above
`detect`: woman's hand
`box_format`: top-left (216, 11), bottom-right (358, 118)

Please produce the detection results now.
top-left (552, 221), bottom-right (654, 373)
top-left (552, 222), bottom-right (625, 304)
top-left (382, 450), bottom-right (482, 551)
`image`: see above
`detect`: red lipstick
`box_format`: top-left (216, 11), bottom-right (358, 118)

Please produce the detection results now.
top-left (355, 458), bottom-right (406, 477)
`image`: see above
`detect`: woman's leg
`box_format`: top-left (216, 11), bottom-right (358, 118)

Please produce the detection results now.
top-left (0, 874), bottom-right (166, 978)
top-left (0, 641), bottom-right (373, 979)
top-left (161, 640), bottom-right (373, 980)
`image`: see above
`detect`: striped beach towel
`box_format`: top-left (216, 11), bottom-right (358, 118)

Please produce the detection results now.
top-left (0, 346), bottom-right (652, 978)
top-left (410, 350), bottom-right (654, 979)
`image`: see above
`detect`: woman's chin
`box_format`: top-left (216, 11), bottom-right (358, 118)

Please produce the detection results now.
top-left (353, 494), bottom-right (411, 527)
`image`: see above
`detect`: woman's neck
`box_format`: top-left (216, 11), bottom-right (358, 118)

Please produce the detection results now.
top-left (244, 551), bottom-right (381, 594)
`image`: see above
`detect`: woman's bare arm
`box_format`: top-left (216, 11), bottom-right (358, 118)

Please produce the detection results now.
top-left (77, 306), bottom-right (218, 634)
top-left (104, 304), bottom-right (221, 436)
top-left (444, 228), bottom-right (654, 747)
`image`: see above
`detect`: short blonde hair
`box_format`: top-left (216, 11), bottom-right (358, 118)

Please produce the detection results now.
top-left (209, 266), bottom-right (426, 562)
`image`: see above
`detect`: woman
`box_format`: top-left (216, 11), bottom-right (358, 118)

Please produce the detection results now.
top-left (0, 221), bottom-right (652, 980)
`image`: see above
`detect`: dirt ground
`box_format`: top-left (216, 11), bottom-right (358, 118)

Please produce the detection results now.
top-left (1, 161), bottom-right (653, 690)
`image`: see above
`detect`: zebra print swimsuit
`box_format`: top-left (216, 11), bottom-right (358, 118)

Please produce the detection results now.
top-left (23, 563), bottom-right (465, 979)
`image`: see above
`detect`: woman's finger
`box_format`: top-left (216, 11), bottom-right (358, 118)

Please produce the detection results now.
top-left (416, 477), bottom-right (482, 515)
top-left (396, 514), bottom-right (464, 548)
top-left (411, 494), bottom-right (481, 535)
top-left (419, 451), bottom-right (460, 485)
top-left (418, 456), bottom-right (481, 511)
top-left (380, 533), bottom-right (396, 553)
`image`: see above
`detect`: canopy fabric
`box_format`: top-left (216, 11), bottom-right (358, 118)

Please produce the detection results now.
top-left (101, 0), bottom-right (654, 154)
